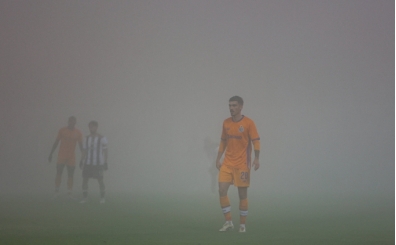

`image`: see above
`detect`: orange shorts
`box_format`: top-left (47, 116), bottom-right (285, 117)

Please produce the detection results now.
top-left (218, 164), bottom-right (250, 187)
top-left (57, 157), bottom-right (76, 166)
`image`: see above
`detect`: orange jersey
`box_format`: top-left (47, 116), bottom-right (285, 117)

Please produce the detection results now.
top-left (56, 127), bottom-right (83, 165)
top-left (220, 116), bottom-right (260, 169)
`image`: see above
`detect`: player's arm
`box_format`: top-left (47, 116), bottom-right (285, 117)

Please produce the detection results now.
top-left (102, 136), bottom-right (109, 170)
top-left (253, 148), bottom-right (260, 171)
top-left (216, 122), bottom-right (228, 170)
top-left (216, 138), bottom-right (227, 170)
top-left (103, 148), bottom-right (108, 170)
top-left (78, 140), bottom-right (83, 153)
top-left (250, 121), bottom-right (261, 171)
top-left (79, 137), bottom-right (87, 169)
top-left (79, 149), bottom-right (87, 169)
top-left (48, 139), bottom-right (60, 162)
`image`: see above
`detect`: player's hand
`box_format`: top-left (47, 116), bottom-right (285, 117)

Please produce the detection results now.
top-left (252, 158), bottom-right (260, 171)
top-left (216, 160), bottom-right (222, 170)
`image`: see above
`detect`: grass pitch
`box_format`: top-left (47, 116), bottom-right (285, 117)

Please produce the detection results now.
top-left (0, 191), bottom-right (393, 245)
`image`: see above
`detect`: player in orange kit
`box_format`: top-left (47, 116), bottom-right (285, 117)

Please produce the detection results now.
top-left (48, 116), bottom-right (83, 199)
top-left (216, 96), bottom-right (260, 233)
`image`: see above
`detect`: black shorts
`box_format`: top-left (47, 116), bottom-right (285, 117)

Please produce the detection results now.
top-left (82, 165), bottom-right (104, 179)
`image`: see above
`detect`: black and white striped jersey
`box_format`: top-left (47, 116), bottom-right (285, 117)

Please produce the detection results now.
top-left (83, 135), bottom-right (108, 166)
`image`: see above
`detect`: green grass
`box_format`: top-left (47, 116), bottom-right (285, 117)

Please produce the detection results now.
top-left (0, 192), bottom-right (393, 245)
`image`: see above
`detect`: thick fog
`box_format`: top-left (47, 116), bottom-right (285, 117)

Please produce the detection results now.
top-left (0, 0), bottom-right (393, 198)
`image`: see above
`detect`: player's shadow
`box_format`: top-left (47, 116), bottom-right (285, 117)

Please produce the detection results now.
top-left (204, 137), bottom-right (220, 194)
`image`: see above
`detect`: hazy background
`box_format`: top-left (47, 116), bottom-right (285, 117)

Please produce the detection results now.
top-left (0, 0), bottom-right (393, 201)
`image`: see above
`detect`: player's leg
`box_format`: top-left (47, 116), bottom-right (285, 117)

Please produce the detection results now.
top-left (234, 168), bottom-right (250, 232)
top-left (219, 182), bottom-right (234, 231)
top-left (98, 177), bottom-right (105, 203)
top-left (80, 177), bottom-right (89, 203)
top-left (219, 182), bottom-right (232, 220)
top-left (218, 165), bottom-right (234, 231)
top-left (66, 164), bottom-right (75, 197)
top-left (238, 187), bottom-right (248, 232)
top-left (55, 163), bottom-right (66, 194)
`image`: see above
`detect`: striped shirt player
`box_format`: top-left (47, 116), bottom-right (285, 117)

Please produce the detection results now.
top-left (216, 96), bottom-right (260, 233)
top-left (80, 121), bottom-right (108, 204)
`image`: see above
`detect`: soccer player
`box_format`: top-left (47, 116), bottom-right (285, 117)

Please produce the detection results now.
top-left (216, 96), bottom-right (260, 233)
top-left (79, 121), bottom-right (108, 204)
top-left (48, 116), bottom-right (83, 198)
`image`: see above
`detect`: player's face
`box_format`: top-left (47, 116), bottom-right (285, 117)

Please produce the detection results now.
top-left (67, 117), bottom-right (76, 129)
top-left (229, 101), bottom-right (242, 117)
top-left (89, 124), bottom-right (98, 134)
